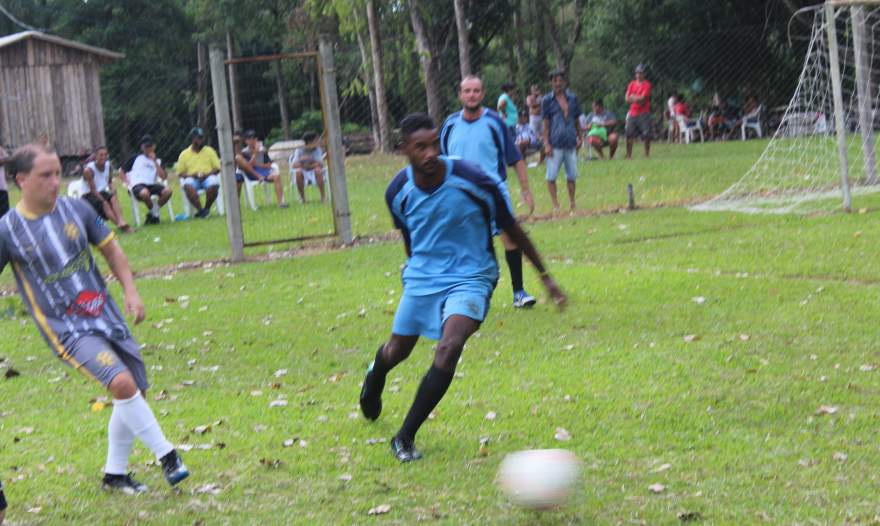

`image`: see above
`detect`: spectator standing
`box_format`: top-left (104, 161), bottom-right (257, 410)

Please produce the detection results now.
top-left (497, 83), bottom-right (519, 134)
top-left (177, 127), bottom-right (221, 218)
top-left (625, 64), bottom-right (653, 159)
top-left (0, 145), bottom-right (9, 218)
top-left (541, 69), bottom-right (582, 212)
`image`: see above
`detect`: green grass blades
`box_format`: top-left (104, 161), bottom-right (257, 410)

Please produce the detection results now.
top-left (2, 139), bottom-right (879, 523)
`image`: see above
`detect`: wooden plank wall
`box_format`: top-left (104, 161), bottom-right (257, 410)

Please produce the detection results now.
top-left (0, 38), bottom-right (110, 156)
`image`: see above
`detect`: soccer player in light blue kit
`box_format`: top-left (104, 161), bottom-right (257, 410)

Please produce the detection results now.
top-left (440, 75), bottom-right (539, 309)
top-left (0, 144), bottom-right (189, 494)
top-left (359, 114), bottom-right (566, 462)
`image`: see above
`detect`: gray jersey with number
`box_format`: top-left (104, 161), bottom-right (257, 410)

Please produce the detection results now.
top-left (0, 198), bottom-right (132, 351)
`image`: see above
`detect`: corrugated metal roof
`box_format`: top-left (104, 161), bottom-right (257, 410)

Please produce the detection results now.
top-left (0, 31), bottom-right (124, 59)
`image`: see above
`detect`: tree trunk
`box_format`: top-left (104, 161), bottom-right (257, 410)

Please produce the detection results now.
top-left (513, 0), bottom-right (527, 86)
top-left (196, 41), bottom-right (210, 138)
top-left (533, 0), bottom-right (549, 81)
top-left (453, 0), bottom-right (470, 78)
top-left (226, 32), bottom-right (243, 133)
top-left (354, 9), bottom-right (380, 152)
top-left (545, 0), bottom-right (585, 74)
top-left (274, 61), bottom-right (291, 140)
top-left (366, 0), bottom-right (391, 153)
top-left (408, 0), bottom-right (443, 124)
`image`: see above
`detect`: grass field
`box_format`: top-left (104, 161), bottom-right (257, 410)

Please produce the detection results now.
top-left (3, 139), bottom-right (880, 524)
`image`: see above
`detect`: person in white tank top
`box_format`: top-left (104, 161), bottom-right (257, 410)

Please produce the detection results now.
top-left (83, 146), bottom-right (132, 233)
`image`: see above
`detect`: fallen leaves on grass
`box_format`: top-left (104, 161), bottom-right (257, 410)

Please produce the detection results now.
top-left (683, 334), bottom-right (699, 343)
top-left (816, 405), bottom-right (839, 416)
top-left (648, 483), bottom-right (666, 494)
top-left (677, 511), bottom-right (702, 522)
top-left (269, 399), bottom-right (288, 408)
top-left (4, 367), bottom-right (20, 379)
top-left (485, 411), bottom-right (497, 421)
top-left (739, 334), bottom-right (750, 341)
top-left (260, 458), bottom-right (283, 469)
top-left (651, 463), bottom-right (672, 473)
top-left (274, 369), bottom-right (288, 378)
top-left (91, 401), bottom-right (107, 412)
top-left (194, 483), bottom-right (222, 495)
top-left (554, 427), bottom-right (572, 441)
top-left (368, 504), bottom-right (391, 516)
top-left (832, 452), bottom-right (848, 462)
top-left (859, 364), bottom-right (876, 372)
top-left (691, 296), bottom-right (706, 305)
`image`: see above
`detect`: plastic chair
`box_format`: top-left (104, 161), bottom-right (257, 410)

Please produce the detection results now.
top-left (242, 175), bottom-right (273, 211)
top-left (181, 182), bottom-right (225, 218)
top-left (676, 112), bottom-right (704, 144)
top-left (127, 181), bottom-right (175, 227)
top-left (66, 179), bottom-right (88, 198)
top-left (741, 105), bottom-right (763, 140)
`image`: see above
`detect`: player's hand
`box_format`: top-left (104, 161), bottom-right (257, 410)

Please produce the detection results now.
top-left (125, 291), bottom-right (146, 325)
top-left (521, 189), bottom-right (535, 216)
top-left (544, 144), bottom-right (553, 157)
top-left (541, 274), bottom-right (567, 309)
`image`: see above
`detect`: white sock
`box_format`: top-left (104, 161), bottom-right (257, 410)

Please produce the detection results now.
top-left (151, 203), bottom-right (160, 216)
top-left (113, 391), bottom-right (174, 460)
top-left (104, 403), bottom-right (135, 475)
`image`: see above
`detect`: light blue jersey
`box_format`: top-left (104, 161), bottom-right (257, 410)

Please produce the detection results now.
top-left (439, 108), bottom-right (521, 182)
top-left (385, 156), bottom-right (515, 296)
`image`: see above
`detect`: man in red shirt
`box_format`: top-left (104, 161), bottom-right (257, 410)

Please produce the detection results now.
top-left (625, 64), bottom-right (652, 159)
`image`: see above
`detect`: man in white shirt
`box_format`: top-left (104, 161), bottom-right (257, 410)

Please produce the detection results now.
top-left (83, 146), bottom-right (131, 232)
top-left (120, 136), bottom-right (172, 225)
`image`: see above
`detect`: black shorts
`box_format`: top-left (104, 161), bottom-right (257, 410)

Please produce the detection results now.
top-left (0, 190), bottom-right (8, 218)
top-left (82, 190), bottom-right (114, 219)
top-left (131, 184), bottom-right (165, 197)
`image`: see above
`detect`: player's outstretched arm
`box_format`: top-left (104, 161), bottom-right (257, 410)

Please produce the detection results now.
top-left (99, 240), bottom-right (145, 324)
top-left (502, 222), bottom-right (567, 308)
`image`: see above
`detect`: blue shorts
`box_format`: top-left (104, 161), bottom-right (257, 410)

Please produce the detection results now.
top-left (392, 282), bottom-right (494, 340)
top-left (182, 175), bottom-right (220, 191)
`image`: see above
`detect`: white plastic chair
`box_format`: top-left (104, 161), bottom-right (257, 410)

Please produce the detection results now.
top-left (127, 181), bottom-right (175, 227)
top-left (181, 181), bottom-right (225, 218)
top-left (242, 175), bottom-right (272, 211)
top-left (66, 179), bottom-right (88, 198)
top-left (741, 105), bottom-right (763, 140)
top-left (676, 112), bottom-right (704, 144)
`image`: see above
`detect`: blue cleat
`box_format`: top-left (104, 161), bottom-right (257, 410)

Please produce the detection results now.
top-left (160, 450), bottom-right (189, 487)
top-left (513, 290), bottom-right (537, 308)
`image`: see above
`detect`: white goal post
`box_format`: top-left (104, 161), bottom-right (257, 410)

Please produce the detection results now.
top-left (693, 0), bottom-right (880, 214)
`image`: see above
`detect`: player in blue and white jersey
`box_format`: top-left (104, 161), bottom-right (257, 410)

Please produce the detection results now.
top-left (359, 114), bottom-right (566, 462)
top-left (0, 144), bottom-right (189, 494)
top-left (440, 75), bottom-right (539, 309)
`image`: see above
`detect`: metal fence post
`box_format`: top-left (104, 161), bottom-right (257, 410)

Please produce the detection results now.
top-left (825, 3), bottom-right (852, 211)
top-left (318, 34), bottom-right (353, 244)
top-left (209, 45), bottom-right (245, 261)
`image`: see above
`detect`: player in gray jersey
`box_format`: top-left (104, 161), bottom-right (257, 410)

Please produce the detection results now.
top-left (0, 144), bottom-right (189, 495)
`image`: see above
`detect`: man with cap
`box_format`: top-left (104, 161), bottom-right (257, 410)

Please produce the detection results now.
top-left (541, 69), bottom-right (583, 213)
top-left (120, 136), bottom-right (172, 225)
top-left (177, 127), bottom-right (221, 218)
top-left (625, 64), bottom-right (653, 159)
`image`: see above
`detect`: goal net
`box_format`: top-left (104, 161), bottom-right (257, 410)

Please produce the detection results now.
top-left (693, 2), bottom-right (880, 214)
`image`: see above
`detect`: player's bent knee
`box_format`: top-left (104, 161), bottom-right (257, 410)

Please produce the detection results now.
top-left (108, 371), bottom-right (138, 399)
top-left (434, 339), bottom-right (465, 371)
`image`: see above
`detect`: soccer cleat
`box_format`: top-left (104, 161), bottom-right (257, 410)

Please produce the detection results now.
top-left (513, 290), bottom-right (537, 308)
top-left (159, 450), bottom-right (189, 487)
top-left (359, 360), bottom-right (384, 421)
top-left (102, 473), bottom-right (148, 495)
top-left (390, 435), bottom-right (423, 463)
top-left (145, 214), bottom-right (160, 225)
top-left (195, 208), bottom-right (210, 218)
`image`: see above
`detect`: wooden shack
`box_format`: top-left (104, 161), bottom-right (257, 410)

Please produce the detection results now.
top-left (0, 31), bottom-right (123, 157)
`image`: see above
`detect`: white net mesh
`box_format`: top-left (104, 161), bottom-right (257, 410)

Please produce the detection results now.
top-left (692, 4), bottom-right (880, 214)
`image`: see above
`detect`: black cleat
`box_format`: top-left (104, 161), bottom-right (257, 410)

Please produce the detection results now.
top-left (359, 360), bottom-right (385, 421)
top-left (160, 450), bottom-right (190, 487)
top-left (145, 214), bottom-right (160, 225)
top-left (390, 435), bottom-right (423, 463)
top-left (102, 472), bottom-right (148, 495)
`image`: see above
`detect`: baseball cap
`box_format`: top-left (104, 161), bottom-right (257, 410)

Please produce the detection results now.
top-left (243, 129), bottom-right (257, 139)
top-left (139, 135), bottom-right (155, 147)
top-left (190, 127), bottom-right (205, 138)
top-left (635, 64), bottom-right (646, 73)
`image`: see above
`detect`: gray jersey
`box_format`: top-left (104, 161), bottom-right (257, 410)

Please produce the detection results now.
top-left (0, 198), bottom-right (132, 351)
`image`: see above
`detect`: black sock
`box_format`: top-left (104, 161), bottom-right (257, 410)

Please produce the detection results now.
top-left (397, 366), bottom-right (455, 441)
top-left (371, 344), bottom-right (390, 377)
top-left (505, 249), bottom-right (524, 293)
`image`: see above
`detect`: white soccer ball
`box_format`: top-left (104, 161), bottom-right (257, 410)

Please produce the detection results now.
top-left (496, 449), bottom-right (582, 510)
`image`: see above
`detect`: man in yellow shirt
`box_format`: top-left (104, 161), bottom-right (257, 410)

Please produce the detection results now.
top-left (177, 128), bottom-right (221, 218)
